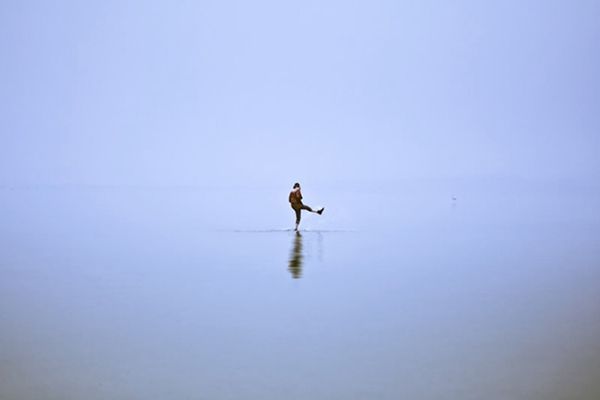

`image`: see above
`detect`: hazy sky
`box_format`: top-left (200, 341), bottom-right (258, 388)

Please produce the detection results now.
top-left (1, 0), bottom-right (598, 186)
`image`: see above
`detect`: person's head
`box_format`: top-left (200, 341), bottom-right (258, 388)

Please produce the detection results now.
top-left (293, 182), bottom-right (300, 189)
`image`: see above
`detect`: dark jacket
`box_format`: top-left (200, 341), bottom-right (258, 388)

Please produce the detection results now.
top-left (289, 188), bottom-right (303, 208)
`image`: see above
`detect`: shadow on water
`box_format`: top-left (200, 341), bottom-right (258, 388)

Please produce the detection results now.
top-left (288, 231), bottom-right (303, 279)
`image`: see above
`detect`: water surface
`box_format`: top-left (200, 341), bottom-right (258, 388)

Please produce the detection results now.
top-left (1, 182), bottom-right (599, 399)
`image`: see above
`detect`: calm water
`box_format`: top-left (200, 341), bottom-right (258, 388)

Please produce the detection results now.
top-left (1, 182), bottom-right (599, 399)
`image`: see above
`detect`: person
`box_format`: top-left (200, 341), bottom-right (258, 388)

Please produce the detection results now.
top-left (289, 182), bottom-right (324, 231)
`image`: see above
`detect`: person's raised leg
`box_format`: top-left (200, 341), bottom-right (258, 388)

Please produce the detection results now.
top-left (302, 204), bottom-right (324, 215)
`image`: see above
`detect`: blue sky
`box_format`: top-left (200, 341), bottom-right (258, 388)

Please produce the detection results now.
top-left (1, 0), bottom-right (599, 186)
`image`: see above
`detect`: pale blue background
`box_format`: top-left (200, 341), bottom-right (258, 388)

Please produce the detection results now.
top-left (1, 2), bottom-right (600, 399)
top-left (1, 0), bottom-right (598, 187)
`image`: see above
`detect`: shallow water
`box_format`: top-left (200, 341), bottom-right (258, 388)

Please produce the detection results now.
top-left (1, 183), bottom-right (599, 399)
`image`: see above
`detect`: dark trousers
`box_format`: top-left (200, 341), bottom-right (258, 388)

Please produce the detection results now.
top-left (292, 204), bottom-right (313, 224)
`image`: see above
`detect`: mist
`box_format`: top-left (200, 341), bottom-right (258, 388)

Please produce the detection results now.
top-left (1, 0), bottom-right (599, 187)
top-left (2, 2), bottom-right (600, 399)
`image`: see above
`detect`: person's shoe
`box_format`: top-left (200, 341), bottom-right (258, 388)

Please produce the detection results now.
top-left (317, 207), bottom-right (324, 215)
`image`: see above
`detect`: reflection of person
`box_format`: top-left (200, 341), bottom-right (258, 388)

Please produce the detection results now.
top-left (289, 182), bottom-right (324, 231)
top-left (288, 231), bottom-right (303, 279)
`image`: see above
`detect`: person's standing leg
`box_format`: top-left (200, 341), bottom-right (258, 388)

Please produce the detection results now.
top-left (294, 207), bottom-right (301, 231)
